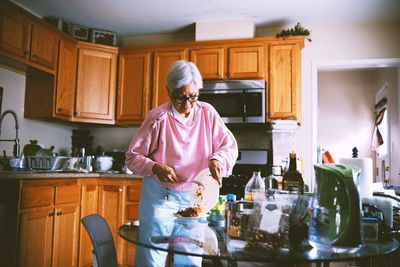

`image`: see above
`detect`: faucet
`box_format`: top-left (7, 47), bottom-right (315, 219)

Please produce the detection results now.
top-left (0, 109), bottom-right (20, 158)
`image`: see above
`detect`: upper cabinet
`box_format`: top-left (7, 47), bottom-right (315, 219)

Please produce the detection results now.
top-left (190, 47), bottom-right (225, 79)
top-left (0, 2), bottom-right (59, 74)
top-left (228, 45), bottom-right (264, 79)
top-left (189, 44), bottom-right (263, 80)
top-left (25, 41), bottom-right (118, 125)
top-left (116, 51), bottom-right (151, 124)
top-left (54, 37), bottom-right (77, 119)
top-left (152, 48), bottom-right (187, 108)
top-left (74, 42), bottom-right (117, 124)
top-left (267, 41), bottom-right (302, 121)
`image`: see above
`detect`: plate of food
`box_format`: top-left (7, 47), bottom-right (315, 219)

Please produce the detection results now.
top-left (175, 168), bottom-right (220, 218)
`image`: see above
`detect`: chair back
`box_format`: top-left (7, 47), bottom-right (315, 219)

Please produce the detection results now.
top-left (81, 214), bottom-right (118, 267)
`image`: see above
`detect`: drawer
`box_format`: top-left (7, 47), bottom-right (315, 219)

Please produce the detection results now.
top-left (55, 185), bottom-right (80, 205)
top-left (21, 186), bottom-right (54, 209)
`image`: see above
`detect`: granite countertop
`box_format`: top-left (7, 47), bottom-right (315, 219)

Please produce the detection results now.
top-left (0, 170), bottom-right (142, 179)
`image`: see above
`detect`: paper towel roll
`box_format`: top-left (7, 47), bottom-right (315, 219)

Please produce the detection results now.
top-left (339, 158), bottom-right (374, 197)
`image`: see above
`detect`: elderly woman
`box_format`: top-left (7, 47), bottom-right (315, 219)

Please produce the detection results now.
top-left (125, 60), bottom-right (238, 266)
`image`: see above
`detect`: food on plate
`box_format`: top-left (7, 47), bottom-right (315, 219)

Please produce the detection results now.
top-left (177, 207), bottom-right (202, 217)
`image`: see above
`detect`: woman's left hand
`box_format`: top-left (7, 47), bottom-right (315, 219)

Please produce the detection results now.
top-left (208, 159), bottom-right (223, 187)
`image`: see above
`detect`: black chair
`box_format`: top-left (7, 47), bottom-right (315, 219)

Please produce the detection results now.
top-left (81, 214), bottom-right (118, 267)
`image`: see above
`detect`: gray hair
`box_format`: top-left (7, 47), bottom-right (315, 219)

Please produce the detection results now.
top-left (166, 60), bottom-right (203, 93)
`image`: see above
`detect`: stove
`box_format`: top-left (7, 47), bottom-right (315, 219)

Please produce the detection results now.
top-left (220, 149), bottom-right (270, 200)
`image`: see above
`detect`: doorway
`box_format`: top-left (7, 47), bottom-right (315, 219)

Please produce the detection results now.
top-left (311, 58), bottom-right (400, 189)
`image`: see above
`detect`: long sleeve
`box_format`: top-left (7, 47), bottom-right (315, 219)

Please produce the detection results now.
top-left (125, 108), bottom-right (164, 176)
top-left (209, 111), bottom-right (238, 174)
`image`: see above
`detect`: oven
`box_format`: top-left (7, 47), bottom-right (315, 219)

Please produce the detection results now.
top-left (200, 80), bottom-right (265, 124)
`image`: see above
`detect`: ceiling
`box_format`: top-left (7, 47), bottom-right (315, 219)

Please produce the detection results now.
top-left (11, 0), bottom-right (400, 37)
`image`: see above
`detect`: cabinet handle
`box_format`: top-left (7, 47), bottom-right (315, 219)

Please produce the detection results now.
top-left (119, 188), bottom-right (123, 192)
top-left (31, 54), bottom-right (37, 61)
top-left (48, 211), bottom-right (54, 217)
top-left (57, 211), bottom-right (62, 216)
top-left (75, 112), bottom-right (80, 117)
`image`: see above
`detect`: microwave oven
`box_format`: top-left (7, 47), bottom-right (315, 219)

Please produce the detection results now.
top-left (200, 80), bottom-right (265, 124)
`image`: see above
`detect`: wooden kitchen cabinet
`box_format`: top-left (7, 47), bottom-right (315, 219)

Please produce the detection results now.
top-left (152, 48), bottom-right (187, 108)
top-left (267, 42), bottom-right (302, 121)
top-left (74, 42), bottom-right (118, 124)
top-left (190, 47), bottom-right (225, 79)
top-left (78, 181), bottom-right (98, 267)
top-left (0, 1), bottom-right (59, 74)
top-left (17, 181), bottom-right (80, 267)
top-left (54, 37), bottom-right (78, 119)
top-left (189, 45), bottom-right (263, 80)
top-left (228, 45), bottom-right (264, 79)
top-left (116, 51), bottom-right (151, 124)
top-left (97, 179), bottom-right (142, 266)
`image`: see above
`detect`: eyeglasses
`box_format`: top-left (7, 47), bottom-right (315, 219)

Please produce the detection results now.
top-left (172, 94), bottom-right (199, 104)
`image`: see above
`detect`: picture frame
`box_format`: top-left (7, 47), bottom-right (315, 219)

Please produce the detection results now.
top-left (72, 24), bottom-right (89, 41)
top-left (90, 29), bottom-right (118, 46)
top-left (44, 16), bottom-right (72, 35)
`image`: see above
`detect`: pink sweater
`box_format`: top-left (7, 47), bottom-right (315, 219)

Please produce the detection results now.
top-left (125, 101), bottom-right (238, 191)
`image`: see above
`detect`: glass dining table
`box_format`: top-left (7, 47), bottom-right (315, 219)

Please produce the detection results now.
top-left (118, 216), bottom-right (400, 267)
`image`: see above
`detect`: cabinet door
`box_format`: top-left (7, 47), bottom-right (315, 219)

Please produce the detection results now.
top-left (267, 43), bottom-right (301, 121)
top-left (228, 45), bottom-right (264, 79)
top-left (0, 7), bottom-right (31, 61)
top-left (75, 46), bottom-right (117, 123)
top-left (98, 184), bottom-right (124, 265)
top-left (18, 209), bottom-right (54, 267)
top-left (79, 184), bottom-right (99, 267)
top-left (30, 22), bottom-right (59, 72)
top-left (122, 181), bottom-right (142, 266)
top-left (52, 205), bottom-right (80, 267)
top-left (190, 47), bottom-right (225, 79)
top-left (152, 49), bottom-right (187, 108)
top-left (55, 38), bottom-right (77, 119)
top-left (116, 51), bottom-right (151, 124)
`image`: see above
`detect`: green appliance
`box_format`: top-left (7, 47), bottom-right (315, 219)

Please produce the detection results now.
top-left (309, 164), bottom-right (363, 252)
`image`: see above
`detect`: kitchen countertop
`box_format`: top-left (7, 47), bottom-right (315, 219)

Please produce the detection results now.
top-left (0, 170), bottom-right (142, 179)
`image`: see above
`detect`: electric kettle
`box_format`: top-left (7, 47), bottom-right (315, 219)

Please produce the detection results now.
top-left (309, 164), bottom-right (363, 252)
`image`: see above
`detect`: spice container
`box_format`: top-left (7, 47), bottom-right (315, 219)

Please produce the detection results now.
top-left (228, 202), bottom-right (243, 238)
top-left (225, 194), bottom-right (236, 233)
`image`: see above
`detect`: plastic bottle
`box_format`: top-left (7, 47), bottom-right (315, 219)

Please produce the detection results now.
top-left (244, 170), bottom-right (265, 201)
top-left (282, 151), bottom-right (304, 194)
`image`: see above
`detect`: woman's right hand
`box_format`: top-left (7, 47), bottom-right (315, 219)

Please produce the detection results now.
top-left (152, 163), bottom-right (178, 184)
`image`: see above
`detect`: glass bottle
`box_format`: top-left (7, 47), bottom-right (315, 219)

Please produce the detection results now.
top-left (225, 194), bottom-right (236, 233)
top-left (228, 202), bottom-right (243, 239)
top-left (282, 151), bottom-right (304, 194)
top-left (244, 170), bottom-right (265, 201)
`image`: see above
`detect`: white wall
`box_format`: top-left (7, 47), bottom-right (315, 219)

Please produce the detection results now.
top-left (0, 66), bottom-right (73, 156)
top-left (298, 21), bottom-right (400, 186)
top-left (317, 70), bottom-right (377, 162)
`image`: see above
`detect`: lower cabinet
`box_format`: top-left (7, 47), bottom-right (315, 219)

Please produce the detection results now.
top-left (17, 181), bottom-right (81, 267)
top-left (0, 177), bottom-right (141, 267)
top-left (78, 181), bottom-right (99, 267)
top-left (97, 178), bottom-right (141, 267)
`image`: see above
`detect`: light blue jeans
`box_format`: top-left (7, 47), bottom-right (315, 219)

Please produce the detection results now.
top-left (134, 176), bottom-right (203, 267)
